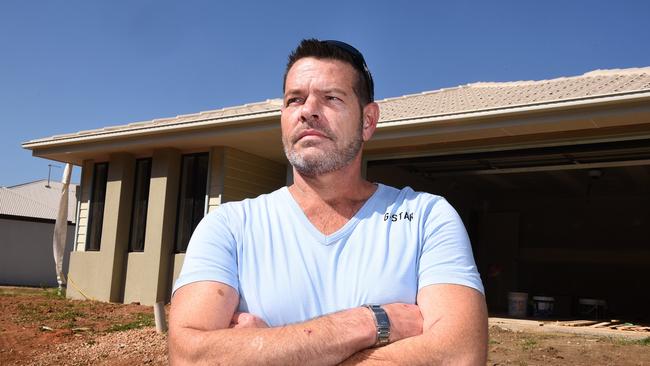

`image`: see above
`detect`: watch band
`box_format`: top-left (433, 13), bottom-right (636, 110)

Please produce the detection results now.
top-left (364, 304), bottom-right (390, 347)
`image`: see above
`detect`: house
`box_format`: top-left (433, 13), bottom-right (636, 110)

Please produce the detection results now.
top-left (0, 180), bottom-right (77, 287)
top-left (23, 67), bottom-right (650, 320)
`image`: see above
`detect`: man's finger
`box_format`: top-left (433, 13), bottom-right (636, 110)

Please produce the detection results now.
top-left (230, 312), bottom-right (269, 328)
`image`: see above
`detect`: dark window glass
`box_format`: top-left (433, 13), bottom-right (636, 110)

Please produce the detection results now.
top-left (129, 158), bottom-right (152, 252)
top-left (175, 153), bottom-right (209, 252)
top-left (86, 162), bottom-right (109, 251)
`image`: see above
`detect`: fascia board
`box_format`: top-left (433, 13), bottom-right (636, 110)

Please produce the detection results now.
top-left (22, 109), bottom-right (282, 149)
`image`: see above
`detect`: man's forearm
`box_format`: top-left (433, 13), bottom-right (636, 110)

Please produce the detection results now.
top-left (340, 286), bottom-right (489, 366)
top-left (170, 307), bottom-right (376, 366)
top-left (339, 332), bottom-right (447, 365)
top-left (340, 326), bottom-right (487, 366)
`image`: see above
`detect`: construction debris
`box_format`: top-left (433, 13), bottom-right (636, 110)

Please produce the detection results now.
top-left (554, 319), bottom-right (649, 332)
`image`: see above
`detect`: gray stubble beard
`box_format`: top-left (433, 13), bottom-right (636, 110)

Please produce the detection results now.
top-left (283, 122), bottom-right (363, 177)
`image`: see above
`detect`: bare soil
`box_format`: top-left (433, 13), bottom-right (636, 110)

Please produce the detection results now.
top-left (1, 287), bottom-right (648, 365)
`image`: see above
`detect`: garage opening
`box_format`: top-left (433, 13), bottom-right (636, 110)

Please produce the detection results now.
top-left (367, 139), bottom-right (650, 322)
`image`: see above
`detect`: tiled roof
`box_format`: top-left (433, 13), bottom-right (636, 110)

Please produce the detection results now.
top-left (0, 180), bottom-right (77, 222)
top-left (378, 67), bottom-right (650, 122)
top-left (23, 67), bottom-right (650, 145)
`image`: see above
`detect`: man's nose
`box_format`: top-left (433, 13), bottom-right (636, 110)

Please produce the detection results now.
top-left (300, 95), bottom-right (321, 122)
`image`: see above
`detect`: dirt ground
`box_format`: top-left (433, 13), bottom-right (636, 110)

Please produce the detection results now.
top-left (1, 287), bottom-right (649, 365)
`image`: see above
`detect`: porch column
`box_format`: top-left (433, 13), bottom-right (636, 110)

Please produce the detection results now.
top-left (123, 148), bottom-right (180, 305)
top-left (67, 154), bottom-right (135, 302)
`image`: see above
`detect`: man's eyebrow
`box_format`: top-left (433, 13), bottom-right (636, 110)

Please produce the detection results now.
top-left (283, 87), bottom-right (349, 98)
top-left (322, 88), bottom-right (348, 96)
top-left (284, 89), bottom-right (304, 97)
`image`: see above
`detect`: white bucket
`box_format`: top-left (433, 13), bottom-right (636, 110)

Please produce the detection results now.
top-left (532, 296), bottom-right (555, 317)
top-left (508, 292), bottom-right (528, 318)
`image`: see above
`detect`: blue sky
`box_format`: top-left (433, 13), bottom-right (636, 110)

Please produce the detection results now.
top-left (1, 0), bottom-right (648, 186)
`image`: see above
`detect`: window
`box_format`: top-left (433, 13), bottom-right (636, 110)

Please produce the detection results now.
top-left (128, 158), bottom-right (152, 252)
top-left (174, 153), bottom-right (209, 252)
top-left (86, 162), bottom-right (109, 251)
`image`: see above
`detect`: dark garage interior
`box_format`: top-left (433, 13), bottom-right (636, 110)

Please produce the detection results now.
top-left (367, 139), bottom-right (650, 322)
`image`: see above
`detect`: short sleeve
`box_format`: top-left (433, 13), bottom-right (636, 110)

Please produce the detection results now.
top-left (418, 198), bottom-right (484, 294)
top-left (171, 205), bottom-right (240, 296)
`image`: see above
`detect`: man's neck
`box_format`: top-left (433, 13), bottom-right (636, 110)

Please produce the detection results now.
top-left (288, 160), bottom-right (377, 235)
top-left (289, 156), bottom-right (375, 207)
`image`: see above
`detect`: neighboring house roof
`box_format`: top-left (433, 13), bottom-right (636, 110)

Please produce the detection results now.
top-left (0, 180), bottom-right (77, 222)
top-left (23, 67), bottom-right (650, 147)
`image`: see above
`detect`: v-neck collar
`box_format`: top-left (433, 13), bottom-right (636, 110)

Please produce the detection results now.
top-left (281, 184), bottom-right (384, 246)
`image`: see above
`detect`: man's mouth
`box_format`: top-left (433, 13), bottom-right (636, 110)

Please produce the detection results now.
top-left (294, 129), bottom-right (330, 143)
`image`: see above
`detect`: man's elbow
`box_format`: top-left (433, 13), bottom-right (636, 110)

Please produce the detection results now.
top-left (168, 327), bottom-right (198, 365)
top-left (447, 327), bottom-right (488, 365)
top-left (168, 326), bottom-right (226, 366)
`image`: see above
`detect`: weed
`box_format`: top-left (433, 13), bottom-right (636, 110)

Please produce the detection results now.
top-left (107, 312), bottom-right (155, 332)
top-left (54, 308), bottom-right (84, 321)
top-left (616, 337), bottom-right (650, 346)
top-left (41, 287), bottom-right (66, 299)
top-left (16, 303), bottom-right (47, 323)
top-left (521, 338), bottom-right (537, 351)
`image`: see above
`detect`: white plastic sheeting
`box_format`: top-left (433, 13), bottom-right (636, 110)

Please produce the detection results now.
top-left (53, 163), bottom-right (72, 288)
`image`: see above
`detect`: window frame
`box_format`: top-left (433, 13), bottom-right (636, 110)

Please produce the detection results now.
top-left (85, 162), bottom-right (109, 251)
top-left (174, 152), bottom-right (209, 253)
top-left (128, 158), bottom-right (152, 252)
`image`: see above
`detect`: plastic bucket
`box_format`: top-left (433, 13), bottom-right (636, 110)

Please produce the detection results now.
top-left (532, 296), bottom-right (555, 317)
top-left (508, 292), bottom-right (528, 318)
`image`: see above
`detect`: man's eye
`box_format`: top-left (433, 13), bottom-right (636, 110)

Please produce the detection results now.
top-left (326, 96), bottom-right (340, 101)
top-left (286, 97), bottom-right (303, 106)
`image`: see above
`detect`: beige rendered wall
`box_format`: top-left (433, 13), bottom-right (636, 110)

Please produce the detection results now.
top-left (170, 252), bottom-right (185, 296)
top-left (67, 153), bottom-right (135, 302)
top-left (70, 147), bottom-right (286, 304)
top-left (169, 147), bottom-right (286, 297)
top-left (123, 148), bottom-right (181, 305)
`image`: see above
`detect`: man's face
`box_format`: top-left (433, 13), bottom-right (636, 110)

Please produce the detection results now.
top-left (281, 57), bottom-right (366, 177)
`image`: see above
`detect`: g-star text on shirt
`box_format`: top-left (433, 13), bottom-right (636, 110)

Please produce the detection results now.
top-left (384, 212), bottom-right (414, 222)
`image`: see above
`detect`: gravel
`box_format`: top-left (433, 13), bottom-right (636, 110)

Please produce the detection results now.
top-left (29, 328), bottom-right (168, 366)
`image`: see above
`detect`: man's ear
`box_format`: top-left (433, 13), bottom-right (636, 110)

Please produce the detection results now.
top-left (361, 102), bottom-right (379, 142)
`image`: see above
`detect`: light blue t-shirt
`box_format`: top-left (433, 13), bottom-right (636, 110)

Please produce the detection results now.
top-left (173, 184), bottom-right (483, 327)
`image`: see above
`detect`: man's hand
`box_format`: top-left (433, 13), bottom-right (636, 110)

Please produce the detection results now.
top-left (229, 312), bottom-right (269, 329)
top-left (380, 303), bottom-right (423, 343)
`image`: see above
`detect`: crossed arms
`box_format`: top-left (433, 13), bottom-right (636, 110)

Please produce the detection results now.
top-left (168, 281), bottom-right (487, 365)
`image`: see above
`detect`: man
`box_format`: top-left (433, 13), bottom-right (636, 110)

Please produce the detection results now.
top-left (169, 39), bottom-right (487, 365)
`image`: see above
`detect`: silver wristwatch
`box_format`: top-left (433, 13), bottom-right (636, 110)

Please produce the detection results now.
top-left (364, 304), bottom-right (390, 347)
